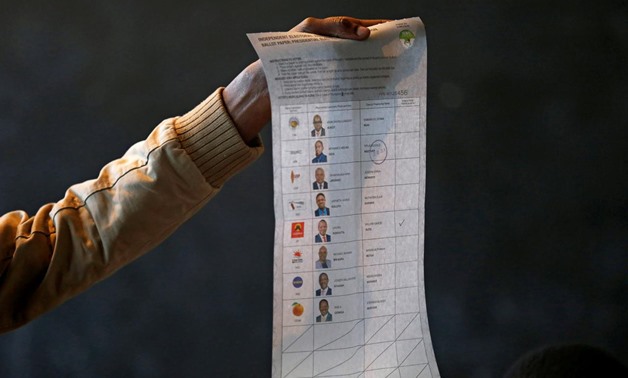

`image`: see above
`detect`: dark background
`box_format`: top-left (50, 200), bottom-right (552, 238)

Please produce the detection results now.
top-left (1, 1), bottom-right (626, 377)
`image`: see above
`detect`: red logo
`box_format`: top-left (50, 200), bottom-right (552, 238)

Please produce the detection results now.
top-left (291, 250), bottom-right (304, 264)
top-left (291, 222), bottom-right (305, 238)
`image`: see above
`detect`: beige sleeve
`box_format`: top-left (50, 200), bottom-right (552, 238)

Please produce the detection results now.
top-left (0, 88), bottom-right (263, 333)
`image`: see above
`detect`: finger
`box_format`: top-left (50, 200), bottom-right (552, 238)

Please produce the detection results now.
top-left (292, 16), bottom-right (390, 41)
top-left (303, 16), bottom-right (370, 40)
top-left (294, 16), bottom-right (387, 40)
top-left (341, 17), bottom-right (391, 27)
top-left (335, 17), bottom-right (391, 39)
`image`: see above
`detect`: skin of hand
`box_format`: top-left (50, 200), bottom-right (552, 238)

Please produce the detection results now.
top-left (222, 16), bottom-right (389, 144)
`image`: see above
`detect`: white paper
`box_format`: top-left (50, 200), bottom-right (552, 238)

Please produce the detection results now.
top-left (249, 17), bottom-right (438, 377)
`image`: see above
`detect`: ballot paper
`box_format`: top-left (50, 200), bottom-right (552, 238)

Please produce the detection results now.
top-left (249, 17), bottom-right (439, 378)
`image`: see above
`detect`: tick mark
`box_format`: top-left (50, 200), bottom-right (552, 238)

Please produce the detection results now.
top-left (399, 219), bottom-right (405, 227)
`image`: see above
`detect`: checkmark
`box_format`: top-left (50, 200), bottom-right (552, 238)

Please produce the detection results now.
top-left (399, 219), bottom-right (405, 227)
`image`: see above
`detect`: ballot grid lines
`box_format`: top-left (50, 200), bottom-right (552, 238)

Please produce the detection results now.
top-left (279, 98), bottom-right (428, 377)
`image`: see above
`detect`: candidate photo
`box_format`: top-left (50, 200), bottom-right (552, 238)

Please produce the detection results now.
top-left (314, 219), bottom-right (331, 243)
top-left (311, 114), bottom-right (325, 137)
top-left (312, 167), bottom-right (328, 190)
top-left (316, 299), bottom-right (332, 322)
top-left (315, 246), bottom-right (331, 269)
top-left (315, 272), bottom-right (332, 296)
top-left (314, 193), bottom-right (330, 217)
top-left (312, 140), bottom-right (327, 163)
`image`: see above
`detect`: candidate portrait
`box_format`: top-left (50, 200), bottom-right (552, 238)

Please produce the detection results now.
top-left (311, 114), bottom-right (325, 137)
top-left (312, 140), bottom-right (327, 163)
top-left (314, 219), bottom-right (331, 243)
top-left (316, 299), bottom-right (332, 322)
top-left (314, 193), bottom-right (330, 217)
top-left (312, 167), bottom-right (328, 190)
top-left (315, 246), bottom-right (331, 269)
top-left (315, 272), bottom-right (332, 296)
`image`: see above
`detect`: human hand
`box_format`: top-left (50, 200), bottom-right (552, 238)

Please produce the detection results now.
top-left (223, 16), bottom-right (389, 143)
top-left (289, 16), bottom-right (389, 40)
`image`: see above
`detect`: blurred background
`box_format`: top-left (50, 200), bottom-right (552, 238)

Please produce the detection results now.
top-left (0, 1), bottom-right (626, 377)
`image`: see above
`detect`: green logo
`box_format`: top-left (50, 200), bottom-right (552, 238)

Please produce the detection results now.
top-left (399, 30), bottom-right (415, 48)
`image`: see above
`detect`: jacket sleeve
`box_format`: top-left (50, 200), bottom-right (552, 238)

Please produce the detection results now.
top-left (0, 88), bottom-right (263, 333)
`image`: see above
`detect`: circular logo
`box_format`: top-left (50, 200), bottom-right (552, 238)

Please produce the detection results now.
top-left (369, 140), bottom-right (388, 165)
top-left (292, 276), bottom-right (304, 288)
top-left (399, 30), bottom-right (415, 49)
top-left (289, 117), bottom-right (300, 129)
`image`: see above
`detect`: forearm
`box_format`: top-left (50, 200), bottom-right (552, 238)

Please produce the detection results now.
top-left (0, 88), bottom-right (263, 333)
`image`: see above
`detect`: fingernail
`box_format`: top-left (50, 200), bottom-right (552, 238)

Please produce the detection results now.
top-left (357, 26), bottom-right (369, 38)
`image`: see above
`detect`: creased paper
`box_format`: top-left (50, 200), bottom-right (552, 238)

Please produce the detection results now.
top-left (249, 17), bottom-right (439, 378)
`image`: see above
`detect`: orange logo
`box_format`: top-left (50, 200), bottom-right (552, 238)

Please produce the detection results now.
top-left (290, 170), bottom-right (301, 184)
top-left (292, 302), bottom-right (304, 316)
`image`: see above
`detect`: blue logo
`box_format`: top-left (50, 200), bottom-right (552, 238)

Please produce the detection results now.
top-left (293, 276), bottom-right (304, 288)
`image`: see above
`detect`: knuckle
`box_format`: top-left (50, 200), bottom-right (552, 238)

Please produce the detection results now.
top-left (301, 17), bottom-right (317, 29)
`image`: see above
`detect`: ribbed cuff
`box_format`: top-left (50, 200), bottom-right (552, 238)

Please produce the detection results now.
top-left (174, 88), bottom-right (264, 187)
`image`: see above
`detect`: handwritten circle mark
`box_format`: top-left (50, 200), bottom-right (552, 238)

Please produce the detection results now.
top-left (369, 140), bottom-right (387, 165)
